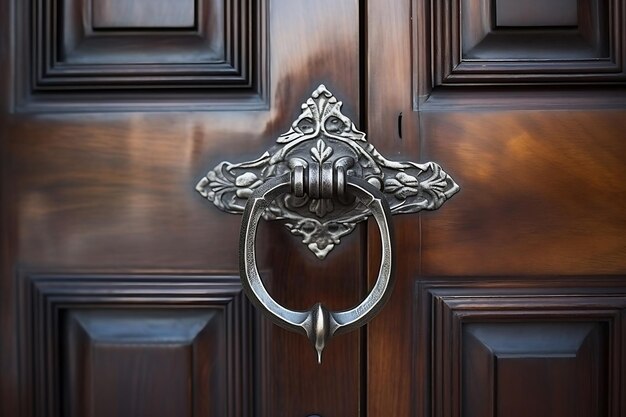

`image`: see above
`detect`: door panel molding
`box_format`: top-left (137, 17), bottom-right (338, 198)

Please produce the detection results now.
top-left (415, 277), bottom-right (626, 417)
top-left (412, 0), bottom-right (626, 109)
top-left (13, 0), bottom-right (269, 112)
top-left (16, 272), bottom-right (256, 417)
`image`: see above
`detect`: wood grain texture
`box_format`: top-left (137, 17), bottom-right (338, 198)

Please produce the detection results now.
top-left (418, 86), bottom-right (626, 111)
top-left (64, 310), bottom-right (221, 417)
top-left (464, 322), bottom-right (607, 417)
top-left (376, 5), bottom-right (626, 417)
top-left (3, 1), bottom-right (364, 416)
top-left (18, 274), bottom-right (254, 417)
top-left (365, 1), bottom-right (419, 417)
top-left (496, 0), bottom-right (578, 27)
top-left (255, 3), bottom-right (364, 415)
top-left (416, 277), bottom-right (625, 417)
top-left (0, 117), bottom-right (17, 417)
top-left (92, 0), bottom-right (196, 28)
top-left (464, 31), bottom-right (607, 60)
top-left (414, 0), bottom-right (624, 102)
top-left (15, 0), bottom-right (263, 111)
top-left (420, 110), bottom-right (626, 275)
top-left (3, 1), bottom-right (626, 416)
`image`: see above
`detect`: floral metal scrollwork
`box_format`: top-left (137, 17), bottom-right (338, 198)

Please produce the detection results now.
top-left (196, 85), bottom-right (459, 258)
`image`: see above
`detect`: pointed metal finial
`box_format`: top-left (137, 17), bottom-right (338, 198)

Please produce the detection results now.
top-left (307, 303), bottom-right (331, 364)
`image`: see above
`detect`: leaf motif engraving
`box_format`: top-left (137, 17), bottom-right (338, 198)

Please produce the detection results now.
top-left (235, 172), bottom-right (260, 187)
top-left (383, 178), bottom-right (402, 192)
top-left (396, 172), bottom-right (419, 187)
top-left (384, 172), bottom-right (420, 200)
top-left (196, 84), bottom-right (460, 257)
top-left (311, 140), bottom-right (333, 163)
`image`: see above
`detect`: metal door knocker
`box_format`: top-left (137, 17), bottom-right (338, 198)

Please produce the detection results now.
top-left (196, 85), bottom-right (459, 362)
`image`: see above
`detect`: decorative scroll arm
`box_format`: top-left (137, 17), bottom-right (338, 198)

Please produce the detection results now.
top-left (196, 84), bottom-right (459, 258)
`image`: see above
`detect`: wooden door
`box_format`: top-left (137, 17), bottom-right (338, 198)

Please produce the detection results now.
top-left (1, 1), bottom-right (625, 417)
top-left (365, 1), bottom-right (626, 417)
top-left (0, 1), bottom-right (367, 416)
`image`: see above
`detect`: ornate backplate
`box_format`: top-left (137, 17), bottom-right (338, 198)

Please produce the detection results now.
top-left (196, 85), bottom-right (459, 258)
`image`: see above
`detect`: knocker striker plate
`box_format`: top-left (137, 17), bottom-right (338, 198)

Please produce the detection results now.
top-left (196, 84), bottom-right (459, 259)
top-left (240, 173), bottom-right (394, 363)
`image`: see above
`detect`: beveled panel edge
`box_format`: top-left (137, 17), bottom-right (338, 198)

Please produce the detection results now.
top-left (12, 0), bottom-right (269, 113)
top-left (412, 276), bottom-right (626, 417)
top-left (415, 86), bottom-right (626, 111)
top-left (91, 0), bottom-right (197, 29)
top-left (15, 271), bottom-right (257, 417)
top-left (411, 0), bottom-right (626, 110)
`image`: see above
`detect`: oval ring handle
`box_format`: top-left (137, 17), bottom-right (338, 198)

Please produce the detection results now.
top-left (239, 172), bottom-right (394, 363)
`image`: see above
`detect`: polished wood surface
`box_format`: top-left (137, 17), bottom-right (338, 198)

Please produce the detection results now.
top-left (425, 0), bottom-right (620, 89)
top-left (16, 0), bottom-right (263, 110)
top-left (92, 0), bottom-right (196, 28)
top-left (495, 0), bottom-right (578, 27)
top-left (19, 274), bottom-right (251, 417)
top-left (2, 0), bottom-right (626, 416)
top-left (420, 110), bottom-right (626, 275)
top-left (366, 1), bottom-right (625, 417)
top-left (2, 1), bottom-right (364, 416)
top-left (417, 277), bottom-right (625, 417)
top-left (365, 2), bottom-right (418, 417)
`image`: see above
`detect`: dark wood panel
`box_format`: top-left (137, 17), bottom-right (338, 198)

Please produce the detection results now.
top-left (413, 0), bottom-right (624, 105)
top-left (4, 2), bottom-right (623, 417)
top-left (18, 274), bottom-right (254, 417)
top-left (250, 5), bottom-right (364, 415)
top-left (364, 1), bottom-right (419, 416)
top-left (4, 0), bottom-right (365, 415)
top-left (92, 0), bottom-right (196, 28)
top-left (462, 0), bottom-right (611, 60)
top-left (64, 309), bottom-right (223, 417)
top-left (415, 86), bottom-right (626, 111)
top-left (420, 110), bottom-right (626, 275)
top-left (89, 345), bottom-right (194, 417)
top-left (496, 0), bottom-right (578, 27)
top-left (61, 0), bottom-right (223, 65)
top-left (416, 277), bottom-right (626, 417)
top-left (7, 114), bottom-right (247, 269)
top-left (15, 0), bottom-right (265, 111)
top-left (464, 30), bottom-right (608, 60)
top-left (464, 322), bottom-right (607, 417)
top-left (459, 0), bottom-right (614, 72)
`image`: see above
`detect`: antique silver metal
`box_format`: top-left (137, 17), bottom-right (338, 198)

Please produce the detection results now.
top-left (195, 85), bottom-right (459, 361)
top-left (239, 172), bottom-right (394, 363)
top-left (196, 84), bottom-right (459, 259)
